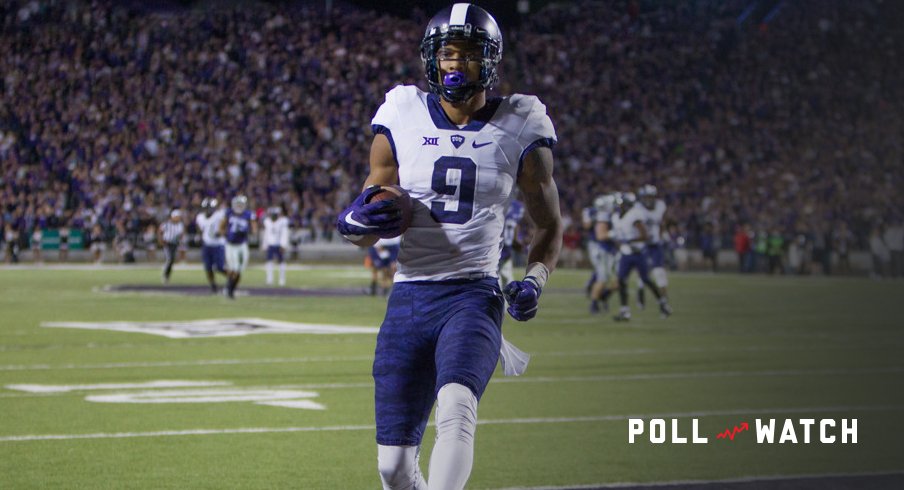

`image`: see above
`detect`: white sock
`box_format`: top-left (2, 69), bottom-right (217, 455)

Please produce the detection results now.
top-left (378, 445), bottom-right (427, 490)
top-left (428, 383), bottom-right (478, 490)
top-left (265, 261), bottom-right (274, 284)
top-left (279, 262), bottom-right (286, 285)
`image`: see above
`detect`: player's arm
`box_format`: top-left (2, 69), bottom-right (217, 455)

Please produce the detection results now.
top-left (504, 146), bottom-right (563, 321)
top-left (519, 146), bottom-right (563, 272)
top-left (363, 133), bottom-right (399, 190)
top-left (337, 134), bottom-right (400, 248)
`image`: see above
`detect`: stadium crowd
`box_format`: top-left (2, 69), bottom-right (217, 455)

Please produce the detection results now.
top-left (1, 0), bottom-right (901, 275)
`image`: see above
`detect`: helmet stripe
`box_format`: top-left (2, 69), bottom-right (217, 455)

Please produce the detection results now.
top-left (450, 3), bottom-right (469, 25)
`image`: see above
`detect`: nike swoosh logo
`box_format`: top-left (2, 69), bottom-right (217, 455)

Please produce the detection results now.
top-left (472, 141), bottom-right (493, 149)
top-left (344, 213), bottom-right (377, 229)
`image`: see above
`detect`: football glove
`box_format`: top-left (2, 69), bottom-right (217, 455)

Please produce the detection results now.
top-left (336, 185), bottom-right (402, 240)
top-left (503, 277), bottom-right (542, 321)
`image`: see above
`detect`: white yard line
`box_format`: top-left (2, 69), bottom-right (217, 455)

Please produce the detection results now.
top-left (2, 366), bottom-right (902, 399)
top-left (1, 343), bottom-right (898, 371)
top-left (0, 355), bottom-right (375, 372)
top-left (1, 404), bottom-right (900, 443)
top-left (487, 470), bottom-right (904, 490)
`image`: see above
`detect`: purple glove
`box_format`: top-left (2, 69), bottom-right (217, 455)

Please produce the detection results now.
top-left (336, 185), bottom-right (402, 239)
top-left (503, 277), bottom-right (542, 321)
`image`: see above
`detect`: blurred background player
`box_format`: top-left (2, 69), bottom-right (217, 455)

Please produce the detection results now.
top-left (368, 236), bottom-right (401, 296)
top-left (196, 198), bottom-right (226, 293)
top-left (588, 194), bottom-right (618, 314)
top-left (159, 209), bottom-right (185, 284)
top-left (221, 195), bottom-right (256, 299)
top-left (262, 206), bottom-right (290, 286)
top-left (498, 199), bottom-right (524, 288)
top-left (635, 185), bottom-right (669, 308)
top-left (612, 193), bottom-right (671, 321)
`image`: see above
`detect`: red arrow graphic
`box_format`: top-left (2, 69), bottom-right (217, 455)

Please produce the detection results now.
top-left (716, 422), bottom-right (750, 440)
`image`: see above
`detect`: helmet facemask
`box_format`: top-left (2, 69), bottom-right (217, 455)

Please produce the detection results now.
top-left (421, 22), bottom-right (502, 103)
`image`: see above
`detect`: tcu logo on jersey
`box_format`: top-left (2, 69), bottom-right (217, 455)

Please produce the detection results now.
top-left (450, 134), bottom-right (465, 149)
top-left (422, 136), bottom-right (439, 146)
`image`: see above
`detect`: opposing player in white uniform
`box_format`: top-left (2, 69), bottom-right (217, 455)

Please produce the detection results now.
top-left (262, 206), bottom-right (290, 286)
top-left (335, 4), bottom-right (562, 489)
top-left (196, 198), bottom-right (226, 293)
top-left (611, 193), bottom-right (671, 321)
top-left (635, 185), bottom-right (669, 307)
top-left (588, 194), bottom-right (618, 313)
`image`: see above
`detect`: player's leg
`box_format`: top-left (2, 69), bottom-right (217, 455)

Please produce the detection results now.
top-left (224, 245), bottom-right (238, 298)
top-left (430, 279), bottom-right (504, 489)
top-left (378, 445), bottom-right (427, 490)
top-left (615, 255), bottom-right (632, 321)
top-left (373, 283), bottom-right (436, 489)
top-left (589, 261), bottom-right (608, 314)
top-left (587, 243), bottom-right (603, 313)
top-left (637, 257), bottom-right (671, 318)
top-left (265, 246), bottom-right (275, 285)
top-left (278, 248), bottom-right (286, 286)
top-left (230, 244), bottom-right (248, 296)
top-left (427, 383), bottom-right (478, 490)
top-left (648, 245), bottom-right (669, 298)
top-left (162, 243), bottom-right (176, 284)
top-left (635, 274), bottom-right (645, 310)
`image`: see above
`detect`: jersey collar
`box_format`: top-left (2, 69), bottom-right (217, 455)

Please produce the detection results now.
top-left (427, 94), bottom-right (502, 132)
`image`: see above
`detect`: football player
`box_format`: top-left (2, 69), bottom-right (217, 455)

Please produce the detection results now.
top-left (262, 206), bottom-right (290, 286)
top-left (220, 195), bottom-right (256, 299)
top-left (196, 198), bottom-right (226, 293)
top-left (611, 193), bottom-right (671, 321)
top-left (498, 199), bottom-right (524, 288)
top-left (335, 4), bottom-right (562, 489)
top-left (369, 236), bottom-right (402, 296)
top-left (588, 194), bottom-right (618, 313)
top-left (580, 203), bottom-right (598, 297)
top-left (635, 185), bottom-right (669, 308)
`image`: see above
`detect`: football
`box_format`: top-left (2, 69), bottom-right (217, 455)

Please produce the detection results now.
top-left (366, 185), bottom-right (414, 237)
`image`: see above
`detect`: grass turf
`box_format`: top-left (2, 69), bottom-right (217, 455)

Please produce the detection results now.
top-left (1, 265), bottom-right (902, 489)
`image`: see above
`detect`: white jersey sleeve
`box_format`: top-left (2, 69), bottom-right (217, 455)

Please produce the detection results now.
top-left (370, 86), bottom-right (557, 282)
top-left (507, 94), bottom-right (557, 172)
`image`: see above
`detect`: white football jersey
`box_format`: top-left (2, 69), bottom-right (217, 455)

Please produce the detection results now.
top-left (372, 85), bottom-right (556, 282)
top-left (262, 216), bottom-right (290, 248)
top-left (196, 209), bottom-right (225, 246)
top-left (640, 199), bottom-right (666, 244)
top-left (612, 207), bottom-right (647, 255)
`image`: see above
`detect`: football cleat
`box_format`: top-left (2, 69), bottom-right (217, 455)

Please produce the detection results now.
top-left (659, 301), bottom-right (672, 318)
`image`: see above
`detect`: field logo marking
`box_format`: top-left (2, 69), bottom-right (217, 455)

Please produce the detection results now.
top-left (40, 317), bottom-right (378, 338)
top-left (4, 381), bottom-right (326, 410)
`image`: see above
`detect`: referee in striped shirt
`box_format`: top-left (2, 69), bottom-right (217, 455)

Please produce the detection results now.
top-left (159, 209), bottom-right (185, 284)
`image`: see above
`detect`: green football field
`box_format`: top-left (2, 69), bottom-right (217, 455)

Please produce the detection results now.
top-left (1, 265), bottom-right (902, 489)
